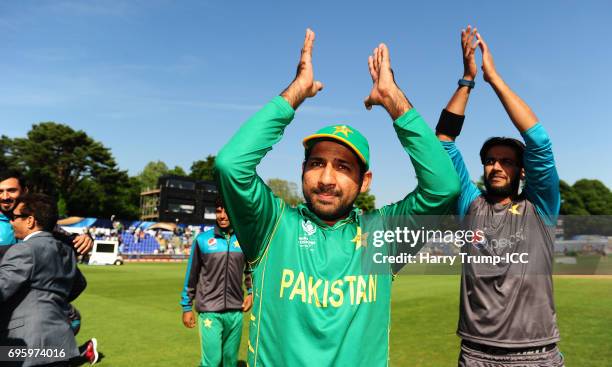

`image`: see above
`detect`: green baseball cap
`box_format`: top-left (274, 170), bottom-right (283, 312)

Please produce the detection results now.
top-left (302, 124), bottom-right (370, 169)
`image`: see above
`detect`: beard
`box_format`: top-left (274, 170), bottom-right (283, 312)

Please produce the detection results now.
top-left (0, 199), bottom-right (16, 214)
top-left (484, 173), bottom-right (521, 198)
top-left (303, 185), bottom-right (358, 222)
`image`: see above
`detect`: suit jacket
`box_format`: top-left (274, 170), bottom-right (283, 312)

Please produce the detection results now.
top-left (0, 232), bottom-right (80, 366)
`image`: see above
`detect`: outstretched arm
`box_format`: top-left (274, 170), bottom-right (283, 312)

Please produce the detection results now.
top-left (437, 25), bottom-right (479, 142)
top-left (477, 31), bottom-right (559, 222)
top-left (437, 26), bottom-right (482, 216)
top-left (366, 44), bottom-right (460, 217)
top-left (477, 32), bottom-right (538, 133)
top-left (52, 226), bottom-right (94, 255)
top-left (363, 43), bottom-right (412, 120)
top-left (216, 29), bottom-right (322, 265)
top-left (280, 29), bottom-right (324, 109)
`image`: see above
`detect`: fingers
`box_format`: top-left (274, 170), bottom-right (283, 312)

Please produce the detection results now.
top-left (372, 48), bottom-right (379, 73)
top-left (462, 25), bottom-right (478, 55)
top-left (462, 25), bottom-right (471, 49)
top-left (475, 31), bottom-right (487, 52)
top-left (73, 236), bottom-right (85, 250)
top-left (364, 42), bottom-right (394, 111)
top-left (368, 44), bottom-right (386, 78)
top-left (466, 28), bottom-right (476, 52)
top-left (379, 43), bottom-right (391, 70)
top-left (313, 80), bottom-right (324, 93)
top-left (367, 55), bottom-right (377, 83)
top-left (470, 39), bottom-right (481, 55)
top-left (183, 314), bottom-right (196, 328)
top-left (301, 28), bottom-right (315, 64)
top-left (73, 235), bottom-right (92, 254)
top-left (242, 297), bottom-right (253, 312)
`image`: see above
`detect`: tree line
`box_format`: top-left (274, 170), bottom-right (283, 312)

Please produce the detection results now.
top-left (1, 122), bottom-right (217, 219)
top-left (2, 123), bottom-right (610, 224)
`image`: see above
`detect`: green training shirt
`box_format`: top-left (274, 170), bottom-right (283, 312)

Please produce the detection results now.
top-left (215, 96), bottom-right (460, 366)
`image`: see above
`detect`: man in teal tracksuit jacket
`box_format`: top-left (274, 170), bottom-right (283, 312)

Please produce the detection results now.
top-left (180, 197), bottom-right (253, 367)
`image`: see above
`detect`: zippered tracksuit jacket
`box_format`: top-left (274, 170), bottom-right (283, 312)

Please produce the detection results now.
top-left (180, 225), bottom-right (252, 367)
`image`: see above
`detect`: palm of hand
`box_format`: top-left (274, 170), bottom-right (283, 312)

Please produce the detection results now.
top-left (462, 26), bottom-right (479, 79)
top-left (365, 44), bottom-right (399, 109)
top-left (295, 61), bottom-right (317, 98)
top-left (475, 31), bottom-right (498, 84)
top-left (368, 66), bottom-right (395, 106)
top-left (465, 57), bottom-right (477, 79)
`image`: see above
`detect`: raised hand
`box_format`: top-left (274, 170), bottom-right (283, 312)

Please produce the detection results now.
top-left (475, 31), bottom-right (537, 132)
top-left (476, 32), bottom-right (500, 84)
top-left (462, 25), bottom-right (479, 81)
top-left (364, 43), bottom-right (412, 121)
top-left (281, 28), bottom-right (324, 109)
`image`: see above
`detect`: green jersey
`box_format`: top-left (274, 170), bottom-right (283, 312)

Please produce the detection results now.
top-left (215, 96), bottom-right (460, 366)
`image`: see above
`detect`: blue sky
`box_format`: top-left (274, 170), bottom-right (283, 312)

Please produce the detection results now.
top-left (1, 1), bottom-right (610, 206)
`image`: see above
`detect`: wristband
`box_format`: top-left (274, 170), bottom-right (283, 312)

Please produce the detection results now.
top-left (458, 78), bottom-right (475, 89)
top-left (435, 109), bottom-right (465, 137)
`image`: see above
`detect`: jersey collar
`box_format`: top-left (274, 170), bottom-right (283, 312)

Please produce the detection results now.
top-left (297, 203), bottom-right (360, 229)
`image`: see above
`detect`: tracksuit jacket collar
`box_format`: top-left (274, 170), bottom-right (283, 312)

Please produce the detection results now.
top-left (213, 224), bottom-right (234, 238)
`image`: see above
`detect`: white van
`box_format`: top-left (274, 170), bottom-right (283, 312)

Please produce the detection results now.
top-left (88, 240), bottom-right (124, 266)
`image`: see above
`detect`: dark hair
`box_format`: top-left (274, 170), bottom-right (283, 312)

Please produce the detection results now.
top-left (479, 137), bottom-right (526, 168)
top-left (0, 169), bottom-right (27, 189)
top-left (304, 143), bottom-right (367, 181)
top-left (16, 193), bottom-right (58, 232)
top-left (214, 195), bottom-right (224, 209)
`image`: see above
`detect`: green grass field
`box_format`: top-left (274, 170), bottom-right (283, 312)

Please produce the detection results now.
top-left (73, 263), bottom-right (612, 366)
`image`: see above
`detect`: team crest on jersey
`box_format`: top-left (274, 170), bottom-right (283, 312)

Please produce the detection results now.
top-left (302, 220), bottom-right (316, 236)
top-left (509, 204), bottom-right (521, 215)
top-left (299, 220), bottom-right (317, 250)
top-left (207, 238), bottom-right (217, 248)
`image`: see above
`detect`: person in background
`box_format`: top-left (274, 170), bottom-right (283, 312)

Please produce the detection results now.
top-left (0, 171), bottom-right (99, 365)
top-left (180, 196), bottom-right (253, 367)
top-left (0, 193), bottom-right (82, 366)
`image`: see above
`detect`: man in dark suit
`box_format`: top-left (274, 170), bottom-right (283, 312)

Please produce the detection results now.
top-left (0, 193), bottom-right (81, 367)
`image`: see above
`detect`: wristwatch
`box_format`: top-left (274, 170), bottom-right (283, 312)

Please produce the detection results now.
top-left (458, 78), bottom-right (475, 89)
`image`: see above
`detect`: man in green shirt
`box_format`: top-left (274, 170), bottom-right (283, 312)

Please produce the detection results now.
top-left (215, 29), bottom-right (460, 366)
